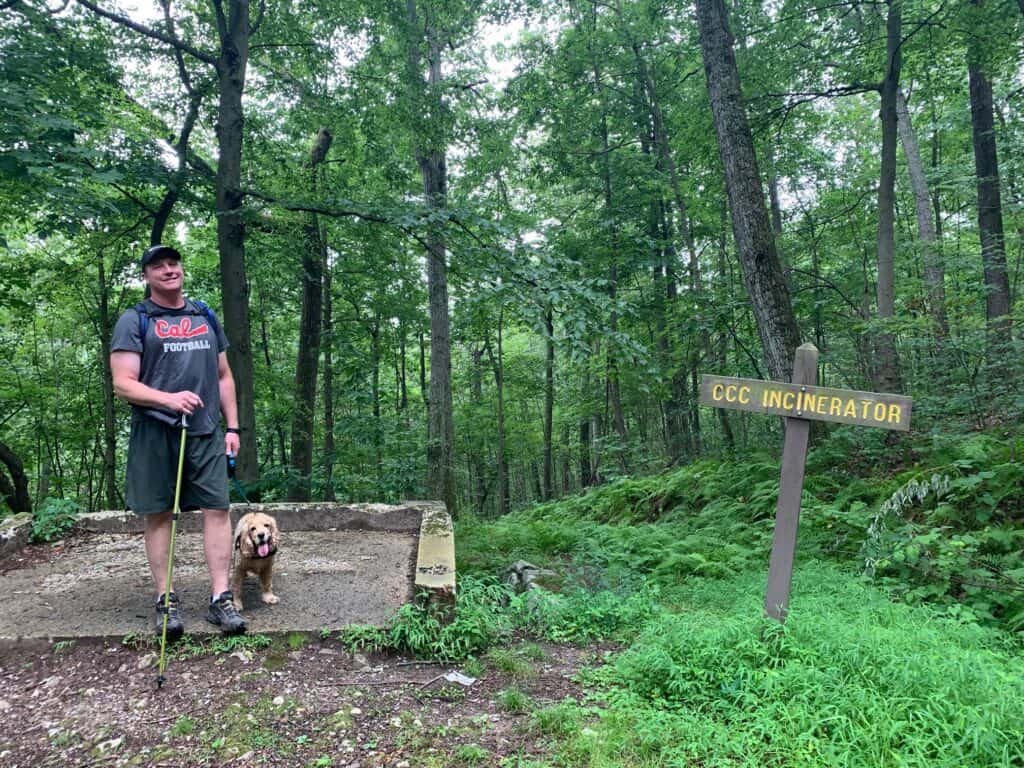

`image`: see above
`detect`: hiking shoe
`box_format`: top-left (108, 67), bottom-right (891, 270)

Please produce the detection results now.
top-left (206, 591), bottom-right (246, 635)
top-left (154, 592), bottom-right (184, 641)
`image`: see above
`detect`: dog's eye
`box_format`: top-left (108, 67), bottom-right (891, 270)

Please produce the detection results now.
top-left (250, 526), bottom-right (256, 532)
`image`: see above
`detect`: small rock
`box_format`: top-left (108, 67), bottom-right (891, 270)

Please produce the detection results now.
top-left (396, 761), bottom-right (410, 768)
top-left (137, 654), bottom-right (157, 670)
top-left (94, 736), bottom-right (124, 754)
top-left (349, 706), bottom-right (362, 715)
top-left (272, 696), bottom-right (285, 706)
top-left (0, 699), bottom-right (9, 712)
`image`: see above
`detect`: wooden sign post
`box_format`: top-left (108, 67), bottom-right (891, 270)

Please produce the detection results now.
top-left (699, 343), bottom-right (912, 623)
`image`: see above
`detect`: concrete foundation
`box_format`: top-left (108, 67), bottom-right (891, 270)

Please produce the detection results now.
top-left (0, 502), bottom-right (455, 644)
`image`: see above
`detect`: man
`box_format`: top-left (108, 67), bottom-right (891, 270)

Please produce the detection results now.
top-left (110, 244), bottom-right (246, 638)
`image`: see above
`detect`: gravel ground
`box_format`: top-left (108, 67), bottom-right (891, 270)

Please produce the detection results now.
top-left (0, 631), bottom-right (608, 767)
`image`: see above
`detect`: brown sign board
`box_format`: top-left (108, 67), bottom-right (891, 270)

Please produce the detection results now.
top-left (699, 375), bottom-right (912, 431)
top-left (700, 346), bottom-right (913, 623)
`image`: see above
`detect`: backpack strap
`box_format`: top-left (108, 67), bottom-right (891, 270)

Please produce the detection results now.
top-left (135, 301), bottom-right (150, 340)
top-left (135, 299), bottom-right (220, 345)
top-left (191, 300), bottom-right (221, 338)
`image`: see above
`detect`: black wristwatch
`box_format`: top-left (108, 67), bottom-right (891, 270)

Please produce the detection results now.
top-left (226, 427), bottom-right (241, 434)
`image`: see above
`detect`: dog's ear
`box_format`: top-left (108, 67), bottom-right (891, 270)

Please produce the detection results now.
top-left (268, 517), bottom-right (279, 544)
top-left (232, 515), bottom-right (247, 552)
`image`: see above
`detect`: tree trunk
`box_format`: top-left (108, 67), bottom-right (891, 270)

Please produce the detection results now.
top-left (322, 240), bottom-right (336, 502)
top-left (398, 316), bottom-right (408, 412)
top-left (873, 0), bottom-right (902, 394)
top-left (896, 89), bottom-right (947, 338)
top-left (470, 345), bottom-right (485, 513)
top-left (542, 306), bottom-right (555, 500)
top-left (579, 369), bottom-right (592, 488)
top-left (695, 0), bottom-right (801, 382)
top-left (0, 441), bottom-right (31, 514)
top-left (595, 71), bottom-right (628, 474)
top-left (607, 274), bottom-right (628, 474)
top-left (633, 43), bottom-right (700, 276)
top-left (407, 0), bottom-right (455, 514)
top-left (766, 145), bottom-right (792, 288)
top-left (215, 0), bottom-right (258, 490)
top-left (560, 422), bottom-right (571, 494)
top-left (418, 331), bottom-right (428, 410)
top-left (486, 316), bottom-right (508, 517)
top-left (636, 55), bottom-right (699, 463)
top-left (967, 2), bottom-right (1013, 350)
top-left (257, 291), bottom-right (288, 467)
top-left (97, 257), bottom-right (117, 510)
top-left (288, 127), bottom-right (332, 501)
top-left (370, 319), bottom-right (382, 481)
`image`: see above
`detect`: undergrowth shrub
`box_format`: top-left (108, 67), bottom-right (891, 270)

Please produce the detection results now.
top-left (860, 432), bottom-right (1024, 628)
top-left (386, 576), bottom-right (513, 660)
top-left (30, 497), bottom-right (80, 543)
top-left (521, 583), bottom-right (662, 643)
top-left (337, 577), bottom-right (663, 659)
top-left (460, 424), bottom-right (1024, 631)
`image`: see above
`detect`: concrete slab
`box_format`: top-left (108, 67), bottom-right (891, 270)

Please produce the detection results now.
top-left (0, 502), bottom-right (455, 644)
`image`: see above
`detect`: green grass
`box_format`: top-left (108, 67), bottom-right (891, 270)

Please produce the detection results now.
top-left (496, 686), bottom-right (533, 714)
top-left (485, 647), bottom-right (537, 680)
top-left (170, 632), bottom-right (273, 660)
top-left (543, 564), bottom-right (1024, 767)
top-left (169, 716), bottom-right (196, 737)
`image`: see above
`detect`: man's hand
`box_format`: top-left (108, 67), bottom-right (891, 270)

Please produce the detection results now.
top-left (165, 390), bottom-right (204, 415)
top-left (225, 431), bottom-right (240, 456)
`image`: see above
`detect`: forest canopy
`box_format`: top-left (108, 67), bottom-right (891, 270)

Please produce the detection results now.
top-left (0, 0), bottom-right (1021, 517)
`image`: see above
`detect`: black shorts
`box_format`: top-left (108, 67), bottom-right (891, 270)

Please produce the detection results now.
top-left (127, 419), bottom-right (230, 515)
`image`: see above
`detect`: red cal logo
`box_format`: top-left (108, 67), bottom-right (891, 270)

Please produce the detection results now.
top-left (155, 317), bottom-right (209, 339)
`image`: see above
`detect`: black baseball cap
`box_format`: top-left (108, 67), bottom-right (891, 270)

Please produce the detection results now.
top-left (140, 244), bottom-right (182, 269)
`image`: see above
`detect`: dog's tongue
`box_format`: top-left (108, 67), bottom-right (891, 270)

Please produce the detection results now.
top-left (258, 543), bottom-right (271, 558)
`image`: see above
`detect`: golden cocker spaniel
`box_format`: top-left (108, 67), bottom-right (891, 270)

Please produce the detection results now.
top-left (231, 511), bottom-right (280, 611)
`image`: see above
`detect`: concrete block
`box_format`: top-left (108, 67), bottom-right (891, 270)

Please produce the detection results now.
top-left (0, 513), bottom-right (32, 561)
top-left (413, 501), bottom-right (456, 609)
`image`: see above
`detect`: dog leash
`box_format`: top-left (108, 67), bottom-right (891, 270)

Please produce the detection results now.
top-left (226, 452), bottom-right (251, 503)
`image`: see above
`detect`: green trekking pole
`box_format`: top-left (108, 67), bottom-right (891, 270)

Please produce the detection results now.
top-left (156, 414), bottom-right (188, 690)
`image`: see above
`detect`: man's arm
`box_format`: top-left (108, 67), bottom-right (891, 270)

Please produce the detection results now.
top-left (218, 352), bottom-right (241, 454)
top-left (111, 351), bottom-right (203, 415)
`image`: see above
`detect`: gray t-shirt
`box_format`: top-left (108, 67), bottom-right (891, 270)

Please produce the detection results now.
top-left (111, 298), bottom-right (230, 436)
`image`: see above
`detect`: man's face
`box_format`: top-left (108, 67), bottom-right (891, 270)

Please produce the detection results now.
top-left (144, 257), bottom-right (184, 292)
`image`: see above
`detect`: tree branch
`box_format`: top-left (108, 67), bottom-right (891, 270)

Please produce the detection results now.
top-left (211, 0), bottom-right (228, 42)
top-left (73, 0), bottom-right (216, 65)
top-left (242, 188), bottom-right (434, 252)
top-left (159, 0), bottom-right (197, 94)
top-left (250, 0), bottom-right (266, 35)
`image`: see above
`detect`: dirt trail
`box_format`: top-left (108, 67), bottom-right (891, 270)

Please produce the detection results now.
top-left (0, 634), bottom-right (602, 767)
